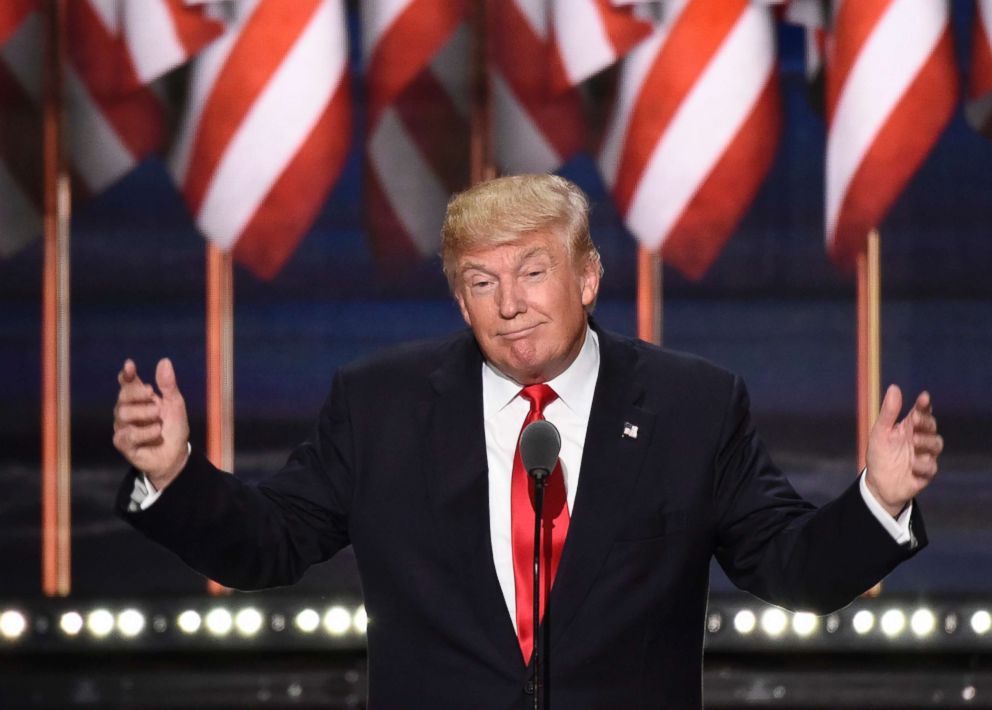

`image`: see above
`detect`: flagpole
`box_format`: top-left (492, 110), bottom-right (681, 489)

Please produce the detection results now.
top-left (856, 229), bottom-right (881, 470)
top-left (205, 244), bottom-right (234, 596)
top-left (41, 0), bottom-right (71, 598)
top-left (636, 246), bottom-right (663, 346)
top-left (469, 0), bottom-right (494, 184)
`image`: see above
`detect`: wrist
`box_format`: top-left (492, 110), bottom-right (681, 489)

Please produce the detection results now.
top-left (864, 471), bottom-right (908, 518)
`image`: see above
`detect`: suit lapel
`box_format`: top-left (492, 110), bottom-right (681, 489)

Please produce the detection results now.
top-left (549, 328), bottom-right (656, 650)
top-left (421, 333), bottom-right (522, 664)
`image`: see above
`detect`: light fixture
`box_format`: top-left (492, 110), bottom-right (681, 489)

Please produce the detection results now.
top-left (117, 609), bottom-right (146, 638)
top-left (0, 610), bottom-right (27, 640)
top-left (295, 609), bottom-right (320, 633)
top-left (910, 608), bottom-right (936, 637)
top-left (353, 605), bottom-right (368, 634)
top-left (234, 608), bottom-right (263, 636)
top-left (205, 608), bottom-right (233, 636)
top-left (60, 611), bottom-right (83, 636)
top-left (880, 609), bottom-right (906, 638)
top-left (177, 610), bottom-right (202, 634)
top-left (852, 610), bottom-right (875, 635)
top-left (87, 609), bottom-right (115, 638)
top-left (324, 606), bottom-right (351, 636)
top-left (733, 610), bottom-right (756, 635)
top-left (760, 608), bottom-right (787, 637)
top-left (792, 612), bottom-right (818, 637)
top-left (971, 610), bottom-right (991, 635)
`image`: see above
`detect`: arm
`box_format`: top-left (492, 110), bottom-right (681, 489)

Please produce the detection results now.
top-left (712, 376), bottom-right (929, 613)
top-left (114, 362), bottom-right (354, 590)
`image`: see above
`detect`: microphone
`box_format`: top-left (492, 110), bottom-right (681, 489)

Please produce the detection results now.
top-left (520, 420), bottom-right (561, 483)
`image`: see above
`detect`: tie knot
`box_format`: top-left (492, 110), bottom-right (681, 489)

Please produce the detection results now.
top-left (520, 383), bottom-right (558, 416)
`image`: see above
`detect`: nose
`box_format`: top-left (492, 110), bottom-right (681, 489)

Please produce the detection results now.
top-left (497, 281), bottom-right (526, 319)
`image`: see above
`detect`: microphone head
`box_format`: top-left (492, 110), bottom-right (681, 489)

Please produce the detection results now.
top-left (520, 420), bottom-right (561, 480)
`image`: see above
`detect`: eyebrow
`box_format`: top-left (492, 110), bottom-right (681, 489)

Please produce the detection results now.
top-left (459, 247), bottom-right (552, 276)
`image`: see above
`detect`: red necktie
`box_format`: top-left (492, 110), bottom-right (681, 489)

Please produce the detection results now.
top-left (511, 384), bottom-right (570, 663)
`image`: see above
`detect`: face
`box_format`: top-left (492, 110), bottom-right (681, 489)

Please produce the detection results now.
top-left (454, 230), bottom-right (600, 384)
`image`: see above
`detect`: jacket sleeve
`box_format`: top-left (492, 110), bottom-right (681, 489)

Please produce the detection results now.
top-left (115, 369), bottom-right (356, 590)
top-left (712, 375), bottom-right (926, 613)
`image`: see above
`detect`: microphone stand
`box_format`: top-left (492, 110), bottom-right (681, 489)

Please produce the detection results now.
top-left (531, 467), bottom-right (549, 710)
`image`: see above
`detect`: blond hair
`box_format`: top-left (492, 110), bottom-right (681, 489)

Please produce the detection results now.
top-left (440, 174), bottom-right (601, 288)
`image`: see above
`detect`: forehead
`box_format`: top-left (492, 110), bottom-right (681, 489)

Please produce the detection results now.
top-left (456, 231), bottom-right (567, 272)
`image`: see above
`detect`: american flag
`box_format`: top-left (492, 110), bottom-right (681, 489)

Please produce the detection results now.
top-left (825, 0), bottom-right (957, 269)
top-left (169, 0), bottom-right (352, 280)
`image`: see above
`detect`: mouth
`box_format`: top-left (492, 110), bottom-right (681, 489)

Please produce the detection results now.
top-left (498, 324), bottom-right (540, 340)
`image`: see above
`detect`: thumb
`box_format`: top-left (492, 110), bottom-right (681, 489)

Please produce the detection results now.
top-left (875, 384), bottom-right (903, 431)
top-left (155, 357), bottom-right (181, 400)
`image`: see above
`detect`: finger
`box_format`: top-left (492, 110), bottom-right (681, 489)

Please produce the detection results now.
top-left (155, 358), bottom-right (181, 400)
top-left (912, 456), bottom-right (938, 480)
top-left (117, 359), bottom-right (139, 386)
top-left (114, 402), bottom-right (161, 429)
top-left (875, 384), bottom-right (903, 430)
top-left (912, 409), bottom-right (938, 434)
top-left (914, 391), bottom-right (932, 415)
top-left (116, 382), bottom-right (156, 406)
top-left (122, 423), bottom-right (164, 448)
top-left (913, 433), bottom-right (944, 456)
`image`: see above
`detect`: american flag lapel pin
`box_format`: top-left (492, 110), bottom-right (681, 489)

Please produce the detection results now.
top-left (622, 422), bottom-right (638, 439)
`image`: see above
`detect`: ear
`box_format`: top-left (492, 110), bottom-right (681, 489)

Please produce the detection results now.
top-left (579, 256), bottom-right (601, 308)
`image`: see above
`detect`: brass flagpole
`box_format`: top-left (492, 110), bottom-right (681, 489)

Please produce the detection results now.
top-left (469, 0), bottom-right (494, 184)
top-left (636, 246), bottom-right (663, 346)
top-left (41, 0), bottom-right (71, 597)
top-left (856, 229), bottom-right (881, 470)
top-left (205, 244), bottom-right (235, 596)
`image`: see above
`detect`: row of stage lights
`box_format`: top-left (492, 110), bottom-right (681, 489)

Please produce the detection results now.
top-left (1, 601), bottom-right (990, 648)
top-left (710, 607), bottom-right (992, 640)
top-left (0, 604), bottom-right (368, 642)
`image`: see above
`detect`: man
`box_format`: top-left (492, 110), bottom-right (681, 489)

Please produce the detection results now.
top-left (114, 174), bottom-right (942, 708)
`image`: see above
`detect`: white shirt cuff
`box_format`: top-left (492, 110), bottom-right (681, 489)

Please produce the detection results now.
top-left (127, 443), bottom-right (189, 512)
top-left (859, 468), bottom-right (914, 546)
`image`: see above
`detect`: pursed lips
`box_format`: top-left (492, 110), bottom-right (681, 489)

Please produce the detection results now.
top-left (498, 323), bottom-right (541, 340)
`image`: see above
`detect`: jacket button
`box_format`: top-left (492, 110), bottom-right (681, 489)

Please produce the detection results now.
top-left (524, 680), bottom-right (535, 695)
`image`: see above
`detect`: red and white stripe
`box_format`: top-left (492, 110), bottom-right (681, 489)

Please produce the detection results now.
top-left (825, 0), bottom-right (957, 269)
top-left (0, 1), bottom-right (219, 257)
top-left (0, 0), bottom-right (33, 48)
top-left (363, 0), bottom-right (467, 271)
top-left (967, 0), bottom-right (992, 138)
top-left (599, 0), bottom-right (781, 280)
top-left (491, 0), bottom-right (584, 172)
top-left (170, 0), bottom-right (351, 280)
top-left (550, 0), bottom-right (653, 92)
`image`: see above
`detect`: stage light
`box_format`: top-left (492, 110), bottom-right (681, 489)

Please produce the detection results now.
top-left (234, 608), bottom-right (263, 636)
top-left (760, 608), bottom-right (787, 637)
top-left (323, 606), bottom-right (351, 636)
top-left (205, 608), bottom-right (233, 636)
top-left (353, 605), bottom-right (368, 634)
top-left (910, 609), bottom-right (936, 637)
top-left (792, 612), bottom-right (818, 637)
top-left (0, 611), bottom-right (26, 640)
top-left (971, 610), bottom-right (991, 635)
top-left (60, 611), bottom-right (83, 636)
top-left (294, 609), bottom-right (320, 633)
top-left (852, 610), bottom-right (875, 635)
top-left (177, 610), bottom-right (202, 634)
top-left (87, 609), bottom-right (115, 638)
top-left (117, 609), bottom-right (145, 638)
top-left (963, 686), bottom-right (977, 702)
top-left (733, 610), bottom-right (756, 635)
top-left (881, 609), bottom-right (906, 638)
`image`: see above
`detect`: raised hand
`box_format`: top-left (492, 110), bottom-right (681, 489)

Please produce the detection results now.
top-left (113, 358), bottom-right (190, 491)
top-left (865, 385), bottom-right (943, 518)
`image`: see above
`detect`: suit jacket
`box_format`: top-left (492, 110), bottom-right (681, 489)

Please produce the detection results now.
top-left (118, 324), bottom-right (925, 709)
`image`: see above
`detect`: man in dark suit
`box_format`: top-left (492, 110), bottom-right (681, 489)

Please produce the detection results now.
top-left (113, 174), bottom-right (942, 708)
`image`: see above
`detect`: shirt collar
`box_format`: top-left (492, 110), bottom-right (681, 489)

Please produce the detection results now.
top-left (482, 325), bottom-right (600, 416)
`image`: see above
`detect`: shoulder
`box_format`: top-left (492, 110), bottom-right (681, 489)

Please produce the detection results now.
top-left (596, 326), bottom-right (738, 395)
top-left (335, 329), bottom-right (480, 395)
